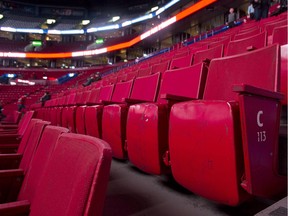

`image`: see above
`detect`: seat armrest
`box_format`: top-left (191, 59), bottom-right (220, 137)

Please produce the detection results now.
top-left (0, 200), bottom-right (30, 215)
top-left (233, 84), bottom-right (284, 100)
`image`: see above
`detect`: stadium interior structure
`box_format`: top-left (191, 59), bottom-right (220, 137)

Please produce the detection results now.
top-left (0, 0), bottom-right (287, 215)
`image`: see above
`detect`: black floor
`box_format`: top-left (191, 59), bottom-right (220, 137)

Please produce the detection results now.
top-left (103, 159), bottom-right (283, 216)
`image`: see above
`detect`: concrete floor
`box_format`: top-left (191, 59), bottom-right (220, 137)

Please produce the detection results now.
top-left (103, 159), bottom-right (284, 216)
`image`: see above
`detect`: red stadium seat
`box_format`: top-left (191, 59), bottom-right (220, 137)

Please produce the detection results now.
top-left (226, 31), bottom-right (267, 56)
top-left (264, 19), bottom-right (288, 36)
top-left (0, 111), bottom-right (34, 144)
top-left (0, 120), bottom-right (50, 202)
top-left (193, 44), bottom-right (224, 65)
top-left (0, 133), bottom-right (112, 216)
top-left (272, 25), bottom-right (288, 46)
top-left (233, 28), bottom-right (261, 41)
top-left (151, 61), bottom-right (170, 74)
top-left (75, 90), bottom-right (91, 134)
top-left (102, 72), bottom-right (161, 159)
top-left (169, 44), bottom-right (286, 206)
top-left (61, 92), bottom-right (77, 132)
top-left (169, 53), bottom-right (193, 69)
top-left (127, 63), bottom-right (208, 175)
top-left (17, 126), bottom-right (69, 203)
top-left (82, 84), bottom-right (114, 138)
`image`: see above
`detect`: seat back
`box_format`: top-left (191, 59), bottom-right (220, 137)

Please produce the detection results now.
top-left (75, 91), bottom-right (84, 105)
top-left (207, 44), bottom-right (285, 198)
top-left (158, 63), bottom-right (208, 104)
top-left (204, 44), bottom-right (280, 101)
top-left (264, 19), bottom-right (288, 36)
top-left (97, 84), bottom-right (115, 103)
top-left (18, 111), bottom-right (34, 136)
top-left (18, 126), bottom-right (69, 203)
top-left (208, 36), bottom-right (231, 49)
top-left (29, 133), bottom-right (112, 216)
top-left (57, 96), bottom-right (67, 107)
top-left (170, 53), bottom-right (193, 69)
top-left (66, 93), bottom-right (77, 106)
top-left (193, 45), bottom-right (224, 65)
top-left (234, 28), bottom-right (261, 41)
top-left (111, 79), bottom-right (134, 103)
top-left (17, 118), bottom-right (42, 154)
top-left (86, 88), bottom-right (100, 105)
top-left (130, 72), bottom-right (161, 102)
top-left (151, 61), bottom-right (170, 74)
top-left (226, 31), bottom-right (267, 56)
top-left (19, 121), bottom-right (50, 173)
top-left (137, 67), bottom-right (152, 77)
top-left (272, 25), bottom-right (288, 46)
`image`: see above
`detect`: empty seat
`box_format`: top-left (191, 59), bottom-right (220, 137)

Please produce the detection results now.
top-left (226, 31), bottom-right (267, 56)
top-left (61, 93), bottom-right (77, 132)
top-left (169, 44), bottom-right (286, 206)
top-left (0, 111), bottom-right (34, 144)
top-left (0, 133), bottom-right (112, 216)
top-left (264, 19), bottom-right (288, 36)
top-left (193, 44), bottom-right (224, 65)
top-left (272, 25), bottom-right (288, 46)
top-left (82, 84), bottom-right (114, 138)
top-left (102, 73), bottom-right (161, 159)
top-left (127, 63), bottom-right (208, 175)
top-left (0, 120), bottom-right (50, 203)
top-left (233, 28), bottom-right (261, 40)
top-left (169, 53), bottom-right (193, 69)
top-left (74, 90), bottom-right (91, 134)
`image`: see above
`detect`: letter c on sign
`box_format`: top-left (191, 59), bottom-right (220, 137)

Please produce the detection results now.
top-left (257, 111), bottom-right (264, 127)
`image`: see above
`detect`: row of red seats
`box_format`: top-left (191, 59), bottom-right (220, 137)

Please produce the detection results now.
top-left (30, 12), bottom-right (287, 206)
top-left (34, 43), bottom-right (287, 206)
top-left (0, 111), bottom-right (112, 215)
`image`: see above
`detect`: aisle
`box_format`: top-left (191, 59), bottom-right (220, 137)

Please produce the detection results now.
top-left (102, 159), bottom-right (274, 216)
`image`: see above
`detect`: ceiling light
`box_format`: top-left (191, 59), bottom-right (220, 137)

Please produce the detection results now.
top-left (112, 16), bottom-right (120, 22)
top-left (47, 19), bottom-right (56, 24)
top-left (82, 20), bottom-right (90, 25)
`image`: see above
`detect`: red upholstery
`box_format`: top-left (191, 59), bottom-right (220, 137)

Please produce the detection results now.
top-left (18, 126), bottom-right (69, 202)
top-left (272, 25), bottom-right (288, 46)
top-left (233, 28), bottom-right (261, 41)
top-left (193, 44), bottom-right (224, 65)
top-left (226, 31), bottom-right (267, 56)
top-left (0, 120), bottom-right (50, 202)
top-left (169, 53), bottom-right (193, 69)
top-left (81, 85), bottom-right (114, 138)
top-left (0, 133), bottom-right (112, 216)
top-left (75, 91), bottom-right (91, 134)
top-left (127, 63), bottom-right (208, 175)
top-left (264, 19), bottom-right (288, 36)
top-left (0, 119), bottom-right (40, 154)
top-left (0, 111), bottom-right (34, 140)
top-left (151, 61), bottom-right (170, 74)
top-left (137, 67), bottom-right (152, 77)
top-left (169, 44), bottom-right (285, 206)
top-left (102, 73), bottom-right (161, 159)
top-left (61, 93), bottom-right (77, 132)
